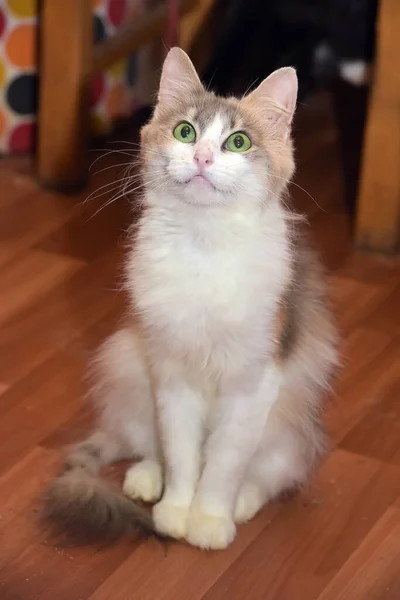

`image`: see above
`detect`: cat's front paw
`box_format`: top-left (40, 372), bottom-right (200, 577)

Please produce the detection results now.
top-left (186, 509), bottom-right (236, 550)
top-left (123, 460), bottom-right (163, 503)
top-left (153, 500), bottom-right (190, 539)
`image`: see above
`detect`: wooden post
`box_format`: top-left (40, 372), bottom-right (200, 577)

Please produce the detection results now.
top-left (355, 0), bottom-right (400, 254)
top-left (37, 0), bottom-right (92, 193)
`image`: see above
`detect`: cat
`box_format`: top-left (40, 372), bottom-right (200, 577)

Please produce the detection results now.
top-left (43, 48), bottom-right (338, 551)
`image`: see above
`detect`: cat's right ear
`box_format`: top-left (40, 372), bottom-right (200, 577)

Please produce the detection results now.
top-left (243, 67), bottom-right (298, 136)
top-left (157, 47), bottom-right (203, 107)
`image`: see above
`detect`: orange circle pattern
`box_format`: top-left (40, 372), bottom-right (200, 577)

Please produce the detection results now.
top-left (6, 24), bottom-right (36, 69)
top-left (0, 0), bottom-right (146, 153)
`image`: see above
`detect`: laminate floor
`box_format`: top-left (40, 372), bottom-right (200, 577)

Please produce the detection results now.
top-left (1, 94), bottom-right (399, 600)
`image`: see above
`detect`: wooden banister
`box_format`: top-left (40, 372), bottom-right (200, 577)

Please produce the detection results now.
top-left (355, 0), bottom-right (400, 254)
top-left (92, 0), bottom-right (197, 75)
top-left (37, 0), bottom-right (198, 192)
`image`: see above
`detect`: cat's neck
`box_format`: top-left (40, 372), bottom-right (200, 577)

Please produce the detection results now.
top-left (144, 189), bottom-right (283, 224)
top-left (140, 190), bottom-right (288, 250)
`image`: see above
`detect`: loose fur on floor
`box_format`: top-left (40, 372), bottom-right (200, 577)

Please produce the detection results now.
top-left (42, 48), bottom-right (338, 550)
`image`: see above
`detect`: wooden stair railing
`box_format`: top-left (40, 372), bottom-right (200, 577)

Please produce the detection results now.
top-left (37, 0), bottom-right (197, 193)
top-left (355, 0), bottom-right (400, 254)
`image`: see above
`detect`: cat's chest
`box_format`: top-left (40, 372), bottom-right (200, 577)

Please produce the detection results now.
top-left (152, 240), bottom-right (252, 306)
top-left (129, 213), bottom-right (291, 371)
top-left (132, 226), bottom-right (287, 327)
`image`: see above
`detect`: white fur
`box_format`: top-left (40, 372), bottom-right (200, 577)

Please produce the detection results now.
top-left (126, 165), bottom-right (292, 546)
top-left (123, 459), bottom-right (162, 502)
top-left (96, 193), bottom-right (296, 548)
top-left (157, 113), bottom-right (266, 207)
top-left (91, 78), bottom-right (337, 549)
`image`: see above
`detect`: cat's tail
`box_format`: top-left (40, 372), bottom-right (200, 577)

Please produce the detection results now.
top-left (41, 431), bottom-right (157, 543)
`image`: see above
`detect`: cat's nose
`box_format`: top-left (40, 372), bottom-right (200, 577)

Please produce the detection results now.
top-left (194, 149), bottom-right (214, 170)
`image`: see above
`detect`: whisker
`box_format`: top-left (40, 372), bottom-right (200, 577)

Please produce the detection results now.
top-left (85, 172), bottom-right (168, 205)
top-left (92, 162), bottom-right (138, 176)
top-left (86, 166), bottom-right (167, 200)
top-left (101, 140), bottom-right (167, 157)
top-left (90, 148), bottom-right (136, 154)
top-left (87, 178), bottom-right (168, 220)
top-left (205, 69), bottom-right (217, 92)
top-left (287, 180), bottom-right (326, 213)
top-left (89, 150), bottom-right (136, 172)
top-left (83, 175), bottom-right (136, 203)
top-left (240, 78), bottom-right (260, 101)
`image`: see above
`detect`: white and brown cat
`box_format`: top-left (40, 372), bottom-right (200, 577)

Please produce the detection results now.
top-left (43, 48), bottom-right (338, 550)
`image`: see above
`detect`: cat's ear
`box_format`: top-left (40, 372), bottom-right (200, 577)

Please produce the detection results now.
top-left (243, 67), bottom-right (298, 132)
top-left (157, 47), bottom-right (203, 106)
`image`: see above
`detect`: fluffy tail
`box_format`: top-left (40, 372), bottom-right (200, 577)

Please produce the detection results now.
top-left (42, 432), bottom-right (157, 543)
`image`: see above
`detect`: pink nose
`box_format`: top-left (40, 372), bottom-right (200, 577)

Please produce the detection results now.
top-left (194, 149), bottom-right (214, 170)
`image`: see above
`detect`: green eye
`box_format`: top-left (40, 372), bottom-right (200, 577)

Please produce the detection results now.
top-left (173, 122), bottom-right (196, 143)
top-left (225, 132), bottom-right (251, 152)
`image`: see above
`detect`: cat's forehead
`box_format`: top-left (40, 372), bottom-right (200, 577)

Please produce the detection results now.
top-left (153, 90), bottom-right (262, 143)
top-left (187, 95), bottom-right (240, 132)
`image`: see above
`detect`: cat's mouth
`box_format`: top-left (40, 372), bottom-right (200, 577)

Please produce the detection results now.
top-left (184, 174), bottom-right (216, 190)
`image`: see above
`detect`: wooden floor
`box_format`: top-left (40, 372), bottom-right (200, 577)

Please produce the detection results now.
top-left (1, 94), bottom-right (400, 600)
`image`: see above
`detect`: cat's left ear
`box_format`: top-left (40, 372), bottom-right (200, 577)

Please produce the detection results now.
top-left (243, 67), bottom-right (298, 133)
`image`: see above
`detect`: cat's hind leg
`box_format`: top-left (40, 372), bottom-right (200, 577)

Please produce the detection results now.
top-left (94, 327), bottom-right (163, 503)
top-left (234, 447), bottom-right (305, 524)
top-left (123, 460), bottom-right (163, 503)
top-left (234, 424), bottom-right (319, 524)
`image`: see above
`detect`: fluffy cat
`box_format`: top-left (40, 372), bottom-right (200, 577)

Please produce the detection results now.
top-left (43, 48), bottom-right (338, 550)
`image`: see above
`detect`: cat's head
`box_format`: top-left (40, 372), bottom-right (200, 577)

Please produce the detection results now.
top-left (140, 48), bottom-right (298, 208)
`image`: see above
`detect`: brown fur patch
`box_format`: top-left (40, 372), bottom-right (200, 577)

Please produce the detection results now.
top-left (274, 287), bottom-right (298, 365)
